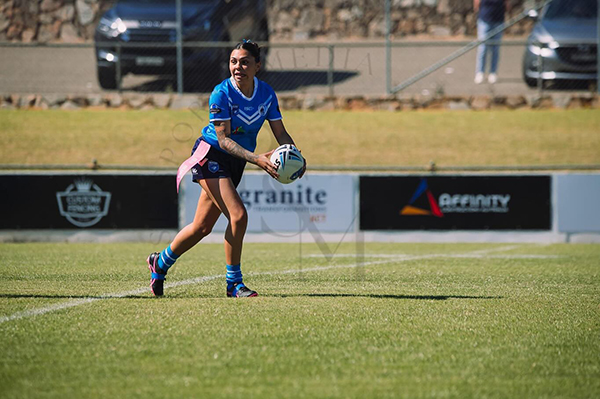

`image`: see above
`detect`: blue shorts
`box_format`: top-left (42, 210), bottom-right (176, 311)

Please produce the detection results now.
top-left (190, 137), bottom-right (247, 188)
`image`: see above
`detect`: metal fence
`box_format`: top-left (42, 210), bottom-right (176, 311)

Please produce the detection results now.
top-left (0, 0), bottom-right (597, 97)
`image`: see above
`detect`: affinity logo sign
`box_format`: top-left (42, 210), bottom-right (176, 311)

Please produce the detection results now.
top-left (361, 176), bottom-right (549, 231)
top-left (400, 179), bottom-right (443, 217)
top-left (56, 178), bottom-right (111, 227)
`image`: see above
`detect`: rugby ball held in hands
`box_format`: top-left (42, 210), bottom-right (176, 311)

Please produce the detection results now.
top-left (270, 144), bottom-right (305, 184)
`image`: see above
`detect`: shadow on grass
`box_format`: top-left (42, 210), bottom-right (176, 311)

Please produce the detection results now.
top-left (125, 70), bottom-right (358, 93)
top-left (273, 293), bottom-right (502, 300)
top-left (0, 293), bottom-right (502, 301)
top-left (0, 294), bottom-right (152, 299)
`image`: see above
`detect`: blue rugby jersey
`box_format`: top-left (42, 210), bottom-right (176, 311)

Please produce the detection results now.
top-left (201, 77), bottom-right (282, 153)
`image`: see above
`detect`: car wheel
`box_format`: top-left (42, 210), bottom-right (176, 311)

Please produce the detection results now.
top-left (98, 66), bottom-right (117, 90)
top-left (525, 77), bottom-right (538, 88)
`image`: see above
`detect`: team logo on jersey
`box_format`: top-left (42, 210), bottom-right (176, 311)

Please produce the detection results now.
top-left (208, 161), bottom-right (220, 173)
top-left (209, 104), bottom-right (221, 114)
top-left (232, 126), bottom-right (246, 135)
top-left (236, 95), bottom-right (272, 125)
top-left (258, 104), bottom-right (267, 116)
top-left (56, 178), bottom-right (112, 227)
top-left (231, 104), bottom-right (239, 113)
top-left (400, 178), bottom-right (443, 217)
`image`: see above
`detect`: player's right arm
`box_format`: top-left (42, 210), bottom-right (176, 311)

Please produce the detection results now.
top-left (214, 120), bottom-right (278, 179)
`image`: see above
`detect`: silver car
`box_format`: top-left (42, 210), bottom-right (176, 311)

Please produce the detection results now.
top-left (522, 0), bottom-right (597, 87)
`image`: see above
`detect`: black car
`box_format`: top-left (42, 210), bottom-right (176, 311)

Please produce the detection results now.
top-left (522, 0), bottom-right (597, 87)
top-left (94, 0), bottom-right (269, 90)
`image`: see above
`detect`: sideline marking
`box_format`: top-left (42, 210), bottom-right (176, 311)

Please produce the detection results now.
top-left (307, 254), bottom-right (560, 260)
top-left (1, 246), bottom-right (527, 324)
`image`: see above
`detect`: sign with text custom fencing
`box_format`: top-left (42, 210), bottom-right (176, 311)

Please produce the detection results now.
top-left (360, 175), bottom-right (551, 231)
top-left (0, 173), bottom-right (178, 229)
top-left (182, 173), bottom-right (356, 233)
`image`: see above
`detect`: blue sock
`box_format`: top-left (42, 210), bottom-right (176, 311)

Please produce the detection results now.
top-left (157, 245), bottom-right (179, 273)
top-left (226, 264), bottom-right (243, 291)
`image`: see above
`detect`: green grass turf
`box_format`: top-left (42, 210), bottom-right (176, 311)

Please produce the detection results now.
top-left (1, 109), bottom-right (600, 168)
top-left (1, 242), bottom-right (599, 398)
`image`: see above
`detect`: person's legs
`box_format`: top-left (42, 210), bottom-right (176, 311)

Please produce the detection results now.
top-left (475, 19), bottom-right (489, 75)
top-left (199, 178), bottom-right (247, 266)
top-left (489, 22), bottom-right (503, 75)
top-left (170, 189), bottom-right (222, 255)
top-left (146, 188), bottom-right (222, 296)
top-left (199, 177), bottom-right (256, 297)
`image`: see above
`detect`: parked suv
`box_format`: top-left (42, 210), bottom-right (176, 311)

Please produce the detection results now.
top-left (94, 0), bottom-right (269, 90)
top-left (522, 0), bottom-right (597, 87)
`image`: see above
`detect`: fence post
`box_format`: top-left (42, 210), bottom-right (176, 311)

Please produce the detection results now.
top-left (328, 44), bottom-right (334, 97)
top-left (116, 43), bottom-right (122, 93)
top-left (176, 0), bottom-right (183, 95)
top-left (536, 43), bottom-right (543, 98)
top-left (385, 0), bottom-right (391, 94)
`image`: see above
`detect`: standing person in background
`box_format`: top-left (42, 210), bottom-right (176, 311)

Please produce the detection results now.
top-left (474, 0), bottom-right (510, 84)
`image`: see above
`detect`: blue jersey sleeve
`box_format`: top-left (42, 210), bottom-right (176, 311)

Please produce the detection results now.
top-left (266, 89), bottom-right (282, 121)
top-left (208, 89), bottom-right (231, 122)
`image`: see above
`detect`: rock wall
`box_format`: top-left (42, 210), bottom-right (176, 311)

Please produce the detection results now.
top-left (0, 0), bottom-right (533, 43)
top-left (269, 0), bottom-right (532, 40)
top-left (1, 92), bottom-right (598, 111)
top-left (0, 0), bottom-right (113, 43)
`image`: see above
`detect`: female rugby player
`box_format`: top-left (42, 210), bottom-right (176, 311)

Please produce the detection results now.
top-left (146, 40), bottom-right (305, 298)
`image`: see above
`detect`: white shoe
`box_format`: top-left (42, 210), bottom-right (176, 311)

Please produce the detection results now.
top-left (474, 72), bottom-right (484, 84)
top-left (488, 73), bottom-right (498, 84)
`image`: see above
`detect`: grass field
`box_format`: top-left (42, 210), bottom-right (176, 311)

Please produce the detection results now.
top-left (1, 109), bottom-right (600, 168)
top-left (2, 242), bottom-right (599, 398)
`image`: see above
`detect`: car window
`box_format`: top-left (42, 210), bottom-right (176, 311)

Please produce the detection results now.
top-left (544, 0), bottom-right (597, 20)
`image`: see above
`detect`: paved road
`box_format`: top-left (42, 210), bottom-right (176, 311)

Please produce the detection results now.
top-left (0, 42), bottom-right (563, 97)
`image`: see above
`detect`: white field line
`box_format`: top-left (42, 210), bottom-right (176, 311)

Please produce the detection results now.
top-left (0, 245), bottom-right (532, 324)
top-left (447, 254), bottom-right (560, 259)
top-left (305, 245), bottom-right (525, 260)
top-left (464, 245), bottom-right (522, 255)
top-left (307, 254), bottom-right (560, 260)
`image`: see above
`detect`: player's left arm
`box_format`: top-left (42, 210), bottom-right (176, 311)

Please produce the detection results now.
top-left (268, 119), bottom-right (296, 146)
top-left (268, 119), bottom-right (307, 178)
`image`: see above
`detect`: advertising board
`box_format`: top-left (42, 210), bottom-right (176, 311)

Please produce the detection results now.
top-left (556, 174), bottom-right (600, 233)
top-left (182, 173), bottom-right (356, 233)
top-left (0, 173), bottom-right (178, 229)
top-left (360, 175), bottom-right (552, 230)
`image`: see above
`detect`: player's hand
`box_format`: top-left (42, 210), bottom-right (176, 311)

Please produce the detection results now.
top-left (294, 147), bottom-right (306, 179)
top-left (256, 150), bottom-right (279, 179)
top-left (299, 157), bottom-right (307, 179)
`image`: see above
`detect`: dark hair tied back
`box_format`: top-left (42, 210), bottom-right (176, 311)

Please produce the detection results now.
top-left (234, 39), bottom-right (261, 62)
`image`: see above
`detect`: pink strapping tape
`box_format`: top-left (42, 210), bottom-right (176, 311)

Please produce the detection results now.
top-left (175, 140), bottom-right (211, 193)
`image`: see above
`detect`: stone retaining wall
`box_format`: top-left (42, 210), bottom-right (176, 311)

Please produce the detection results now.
top-left (1, 92), bottom-right (598, 111)
top-left (0, 0), bottom-right (534, 43)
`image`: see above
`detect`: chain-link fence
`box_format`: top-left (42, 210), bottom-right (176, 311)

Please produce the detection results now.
top-left (0, 0), bottom-right (597, 97)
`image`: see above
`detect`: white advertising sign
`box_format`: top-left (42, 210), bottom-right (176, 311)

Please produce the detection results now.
top-left (182, 173), bottom-right (356, 233)
top-left (556, 174), bottom-right (600, 233)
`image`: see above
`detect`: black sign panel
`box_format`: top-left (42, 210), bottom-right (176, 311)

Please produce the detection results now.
top-left (0, 174), bottom-right (178, 229)
top-left (360, 175), bottom-right (551, 230)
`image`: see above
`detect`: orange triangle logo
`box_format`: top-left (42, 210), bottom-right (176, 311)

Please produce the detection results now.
top-left (399, 179), bottom-right (444, 218)
top-left (400, 205), bottom-right (431, 216)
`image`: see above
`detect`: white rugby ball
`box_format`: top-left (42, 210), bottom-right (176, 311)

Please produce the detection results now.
top-left (270, 144), bottom-right (305, 184)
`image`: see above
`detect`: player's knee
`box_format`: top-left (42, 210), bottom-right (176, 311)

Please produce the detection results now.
top-left (192, 221), bottom-right (213, 238)
top-left (229, 207), bottom-right (248, 228)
